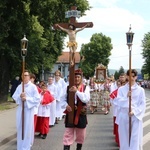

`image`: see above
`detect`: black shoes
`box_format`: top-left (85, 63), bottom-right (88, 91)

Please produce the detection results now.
top-left (49, 125), bottom-right (54, 128)
top-left (41, 134), bottom-right (47, 139)
top-left (38, 133), bottom-right (47, 139)
top-left (76, 143), bottom-right (82, 150)
top-left (64, 145), bottom-right (70, 150)
top-left (38, 133), bottom-right (41, 136)
top-left (63, 144), bottom-right (82, 150)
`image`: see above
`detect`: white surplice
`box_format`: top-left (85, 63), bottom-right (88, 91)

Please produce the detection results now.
top-left (37, 94), bottom-right (51, 117)
top-left (47, 83), bottom-right (57, 125)
top-left (12, 81), bottom-right (40, 150)
top-left (117, 83), bottom-right (146, 150)
top-left (54, 78), bottom-right (67, 119)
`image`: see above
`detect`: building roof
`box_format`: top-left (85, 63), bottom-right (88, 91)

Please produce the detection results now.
top-left (57, 51), bottom-right (80, 63)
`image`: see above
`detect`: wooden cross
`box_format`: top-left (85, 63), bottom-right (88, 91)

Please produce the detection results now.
top-left (53, 6), bottom-right (93, 125)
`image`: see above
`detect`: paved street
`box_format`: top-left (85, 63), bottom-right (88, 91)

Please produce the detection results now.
top-left (0, 90), bottom-right (150, 150)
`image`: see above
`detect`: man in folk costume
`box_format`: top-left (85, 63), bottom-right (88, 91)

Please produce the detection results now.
top-left (35, 83), bottom-right (54, 139)
top-left (47, 76), bottom-right (57, 127)
top-left (61, 69), bottom-right (90, 150)
top-left (12, 70), bottom-right (40, 150)
top-left (117, 69), bottom-right (146, 150)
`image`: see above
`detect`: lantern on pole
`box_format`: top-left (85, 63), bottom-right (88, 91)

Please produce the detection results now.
top-left (126, 25), bottom-right (134, 146)
top-left (126, 25), bottom-right (134, 49)
top-left (21, 35), bottom-right (28, 140)
top-left (21, 35), bottom-right (28, 56)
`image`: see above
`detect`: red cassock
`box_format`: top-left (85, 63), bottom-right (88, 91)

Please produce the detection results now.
top-left (34, 86), bottom-right (42, 132)
top-left (35, 90), bottom-right (54, 134)
top-left (110, 89), bottom-right (120, 147)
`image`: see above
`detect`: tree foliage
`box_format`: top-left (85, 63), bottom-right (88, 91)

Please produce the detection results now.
top-left (80, 33), bottom-right (113, 78)
top-left (113, 66), bottom-right (125, 80)
top-left (118, 66), bottom-right (125, 75)
top-left (141, 32), bottom-right (150, 78)
top-left (114, 71), bottom-right (119, 80)
top-left (0, 0), bottom-right (90, 101)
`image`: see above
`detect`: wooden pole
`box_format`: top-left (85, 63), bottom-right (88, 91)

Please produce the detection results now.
top-left (129, 47), bottom-right (132, 146)
top-left (68, 56), bottom-right (75, 124)
top-left (22, 56), bottom-right (25, 140)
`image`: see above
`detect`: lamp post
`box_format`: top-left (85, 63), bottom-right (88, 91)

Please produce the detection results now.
top-left (126, 25), bottom-right (134, 146)
top-left (21, 35), bottom-right (28, 140)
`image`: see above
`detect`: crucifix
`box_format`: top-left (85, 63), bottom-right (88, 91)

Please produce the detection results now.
top-left (53, 6), bottom-right (93, 125)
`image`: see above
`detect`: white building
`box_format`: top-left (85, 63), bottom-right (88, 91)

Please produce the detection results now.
top-left (41, 52), bottom-right (80, 81)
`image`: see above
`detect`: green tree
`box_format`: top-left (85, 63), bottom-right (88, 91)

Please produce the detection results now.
top-left (141, 32), bottom-right (150, 77)
top-left (0, 0), bottom-right (90, 102)
top-left (80, 33), bottom-right (113, 78)
top-left (114, 71), bottom-right (119, 80)
top-left (118, 66), bottom-right (125, 75)
top-left (141, 64), bottom-right (149, 79)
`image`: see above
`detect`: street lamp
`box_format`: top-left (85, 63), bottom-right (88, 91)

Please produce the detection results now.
top-left (21, 35), bottom-right (28, 140)
top-left (126, 25), bottom-right (134, 146)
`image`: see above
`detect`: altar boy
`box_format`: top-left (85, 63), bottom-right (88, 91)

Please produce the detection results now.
top-left (35, 83), bottom-right (54, 139)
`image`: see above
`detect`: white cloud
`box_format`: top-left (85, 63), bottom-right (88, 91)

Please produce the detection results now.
top-left (63, 0), bottom-right (148, 69)
top-left (88, 0), bottom-right (119, 7)
top-left (78, 7), bottom-right (145, 32)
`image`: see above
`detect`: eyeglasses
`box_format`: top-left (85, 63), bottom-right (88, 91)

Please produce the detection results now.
top-left (132, 75), bottom-right (136, 77)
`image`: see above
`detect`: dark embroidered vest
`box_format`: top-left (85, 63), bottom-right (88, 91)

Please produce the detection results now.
top-left (65, 84), bottom-right (87, 128)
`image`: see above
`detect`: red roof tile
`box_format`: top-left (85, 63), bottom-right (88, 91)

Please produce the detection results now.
top-left (57, 52), bottom-right (80, 63)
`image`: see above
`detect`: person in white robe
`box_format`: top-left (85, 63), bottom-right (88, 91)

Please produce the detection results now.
top-left (47, 76), bottom-right (57, 127)
top-left (12, 70), bottom-right (40, 150)
top-left (117, 69), bottom-right (146, 150)
top-left (30, 73), bottom-right (41, 146)
top-left (54, 70), bottom-right (67, 123)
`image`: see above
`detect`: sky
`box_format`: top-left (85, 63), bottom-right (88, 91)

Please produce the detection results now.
top-left (63, 0), bottom-right (150, 70)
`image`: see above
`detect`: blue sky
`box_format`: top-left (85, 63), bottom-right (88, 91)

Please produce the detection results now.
top-left (63, 0), bottom-right (150, 70)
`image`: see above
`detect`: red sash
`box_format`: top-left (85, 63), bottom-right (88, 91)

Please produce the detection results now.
top-left (74, 84), bottom-right (84, 125)
top-left (110, 89), bottom-right (118, 99)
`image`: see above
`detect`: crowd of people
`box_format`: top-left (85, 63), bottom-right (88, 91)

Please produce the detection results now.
top-left (11, 70), bottom-right (67, 149)
top-left (11, 69), bottom-right (90, 150)
top-left (88, 69), bottom-right (146, 150)
top-left (88, 73), bottom-right (127, 115)
top-left (11, 68), bottom-right (146, 150)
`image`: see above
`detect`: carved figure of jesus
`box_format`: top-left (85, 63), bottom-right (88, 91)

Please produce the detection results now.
top-left (56, 23), bottom-right (91, 66)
